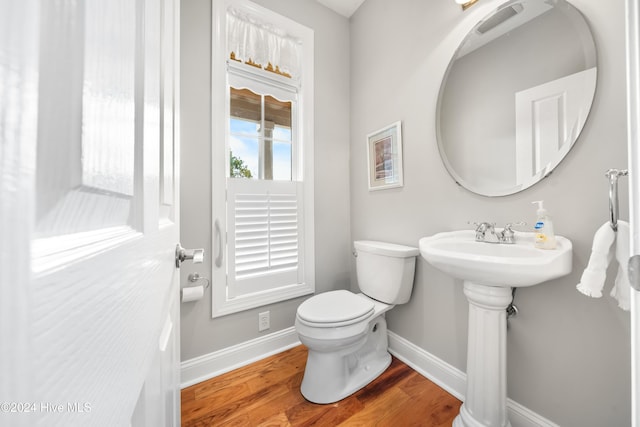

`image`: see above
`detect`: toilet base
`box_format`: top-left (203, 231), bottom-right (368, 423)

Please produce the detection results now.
top-left (301, 349), bottom-right (391, 404)
top-left (299, 316), bottom-right (391, 404)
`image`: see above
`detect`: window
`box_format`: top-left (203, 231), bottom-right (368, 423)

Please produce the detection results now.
top-left (211, 0), bottom-right (314, 317)
top-left (229, 87), bottom-right (294, 180)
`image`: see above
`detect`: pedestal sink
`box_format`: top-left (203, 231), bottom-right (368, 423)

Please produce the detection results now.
top-left (419, 230), bottom-right (572, 427)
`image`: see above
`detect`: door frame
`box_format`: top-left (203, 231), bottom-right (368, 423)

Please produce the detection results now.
top-left (626, 0), bottom-right (640, 424)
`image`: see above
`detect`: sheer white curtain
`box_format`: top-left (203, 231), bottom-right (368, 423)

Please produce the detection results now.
top-left (227, 7), bottom-right (301, 79)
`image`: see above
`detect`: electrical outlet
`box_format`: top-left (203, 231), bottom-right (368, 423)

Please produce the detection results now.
top-left (258, 311), bottom-right (270, 332)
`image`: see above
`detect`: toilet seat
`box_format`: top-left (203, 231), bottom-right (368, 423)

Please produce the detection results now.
top-left (297, 290), bottom-right (375, 328)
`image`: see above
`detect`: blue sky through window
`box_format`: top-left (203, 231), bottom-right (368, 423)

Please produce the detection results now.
top-left (230, 118), bottom-right (292, 180)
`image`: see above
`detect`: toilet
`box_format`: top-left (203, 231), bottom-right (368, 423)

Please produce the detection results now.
top-left (295, 240), bottom-right (419, 404)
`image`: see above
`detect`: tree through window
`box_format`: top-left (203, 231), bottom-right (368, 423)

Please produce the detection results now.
top-left (229, 87), bottom-right (293, 181)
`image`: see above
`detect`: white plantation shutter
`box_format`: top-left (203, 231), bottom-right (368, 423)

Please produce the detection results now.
top-left (227, 178), bottom-right (304, 298)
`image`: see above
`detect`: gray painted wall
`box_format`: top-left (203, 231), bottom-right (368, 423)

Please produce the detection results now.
top-left (179, 0), bottom-right (351, 360)
top-left (350, 0), bottom-right (629, 426)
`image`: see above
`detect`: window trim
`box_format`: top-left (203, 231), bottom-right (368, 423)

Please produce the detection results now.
top-left (211, 0), bottom-right (314, 318)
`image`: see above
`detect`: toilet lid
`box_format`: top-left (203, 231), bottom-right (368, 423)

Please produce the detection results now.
top-left (297, 290), bottom-right (375, 326)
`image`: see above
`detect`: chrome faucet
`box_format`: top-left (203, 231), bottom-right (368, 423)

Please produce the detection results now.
top-left (474, 222), bottom-right (500, 243)
top-left (473, 222), bottom-right (525, 244)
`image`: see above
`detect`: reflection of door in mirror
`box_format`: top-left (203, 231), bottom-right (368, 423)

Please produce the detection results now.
top-left (515, 67), bottom-right (597, 185)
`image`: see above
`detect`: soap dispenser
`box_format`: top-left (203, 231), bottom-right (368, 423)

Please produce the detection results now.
top-left (532, 200), bottom-right (557, 249)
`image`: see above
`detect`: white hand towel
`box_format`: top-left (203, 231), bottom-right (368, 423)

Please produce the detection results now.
top-left (577, 222), bottom-right (616, 298)
top-left (610, 220), bottom-right (631, 311)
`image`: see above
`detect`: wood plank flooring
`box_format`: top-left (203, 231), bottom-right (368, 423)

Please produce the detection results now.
top-left (181, 345), bottom-right (461, 426)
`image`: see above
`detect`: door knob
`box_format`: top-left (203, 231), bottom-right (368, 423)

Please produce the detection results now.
top-left (175, 244), bottom-right (205, 268)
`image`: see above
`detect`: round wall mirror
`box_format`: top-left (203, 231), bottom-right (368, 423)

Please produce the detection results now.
top-left (436, 0), bottom-right (597, 197)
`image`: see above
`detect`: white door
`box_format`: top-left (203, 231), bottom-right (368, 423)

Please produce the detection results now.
top-left (514, 67), bottom-right (597, 185)
top-left (0, 0), bottom-right (182, 426)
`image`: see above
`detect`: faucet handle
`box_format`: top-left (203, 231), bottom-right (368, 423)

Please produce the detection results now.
top-left (503, 221), bottom-right (526, 231)
top-left (501, 222), bottom-right (526, 244)
top-left (467, 221), bottom-right (496, 230)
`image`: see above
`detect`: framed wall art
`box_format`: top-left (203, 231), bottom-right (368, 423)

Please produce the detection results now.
top-left (366, 121), bottom-right (404, 191)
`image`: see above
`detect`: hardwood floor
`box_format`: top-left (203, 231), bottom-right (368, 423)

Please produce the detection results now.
top-left (181, 345), bottom-right (461, 426)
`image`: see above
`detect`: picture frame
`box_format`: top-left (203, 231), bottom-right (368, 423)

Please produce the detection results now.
top-left (366, 121), bottom-right (404, 191)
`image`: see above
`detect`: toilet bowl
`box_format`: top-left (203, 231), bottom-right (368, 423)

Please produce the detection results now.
top-left (295, 240), bottom-right (418, 404)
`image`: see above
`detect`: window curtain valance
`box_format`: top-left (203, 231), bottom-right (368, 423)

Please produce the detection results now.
top-left (227, 7), bottom-right (302, 80)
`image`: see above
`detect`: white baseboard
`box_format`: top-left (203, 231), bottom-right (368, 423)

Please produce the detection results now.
top-left (180, 327), bottom-right (300, 388)
top-left (180, 327), bottom-right (559, 427)
top-left (506, 399), bottom-right (560, 427)
top-left (388, 331), bottom-right (559, 427)
top-left (387, 331), bottom-right (466, 399)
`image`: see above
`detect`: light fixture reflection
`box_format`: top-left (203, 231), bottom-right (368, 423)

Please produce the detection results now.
top-left (455, 0), bottom-right (479, 11)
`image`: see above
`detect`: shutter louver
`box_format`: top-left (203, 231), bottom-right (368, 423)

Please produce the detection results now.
top-left (227, 179), bottom-right (302, 298)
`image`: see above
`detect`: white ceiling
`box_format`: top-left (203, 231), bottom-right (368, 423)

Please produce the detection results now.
top-left (315, 0), bottom-right (366, 18)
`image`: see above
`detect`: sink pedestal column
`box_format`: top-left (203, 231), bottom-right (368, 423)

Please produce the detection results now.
top-left (453, 281), bottom-right (513, 427)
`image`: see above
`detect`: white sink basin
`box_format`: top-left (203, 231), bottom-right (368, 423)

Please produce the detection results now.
top-left (418, 230), bottom-right (572, 287)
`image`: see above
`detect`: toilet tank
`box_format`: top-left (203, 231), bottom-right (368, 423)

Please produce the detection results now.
top-left (354, 240), bottom-right (419, 305)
